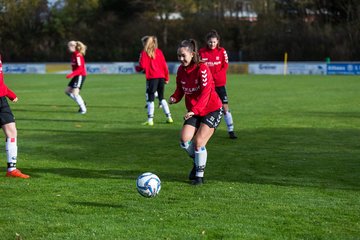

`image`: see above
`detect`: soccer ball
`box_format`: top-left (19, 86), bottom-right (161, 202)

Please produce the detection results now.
top-left (136, 172), bottom-right (161, 198)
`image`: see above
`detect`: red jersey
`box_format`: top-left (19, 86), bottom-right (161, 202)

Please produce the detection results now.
top-left (171, 63), bottom-right (222, 116)
top-left (136, 48), bottom-right (169, 82)
top-left (0, 56), bottom-right (17, 100)
top-left (198, 47), bottom-right (228, 87)
top-left (66, 51), bottom-right (86, 79)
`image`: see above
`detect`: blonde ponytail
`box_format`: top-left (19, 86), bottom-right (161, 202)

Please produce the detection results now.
top-left (143, 36), bottom-right (158, 59)
top-left (76, 41), bottom-right (87, 56)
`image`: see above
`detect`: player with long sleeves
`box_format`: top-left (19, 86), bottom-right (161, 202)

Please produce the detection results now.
top-left (0, 55), bottom-right (29, 178)
top-left (169, 39), bottom-right (223, 185)
top-left (65, 41), bottom-right (87, 114)
top-left (199, 30), bottom-right (237, 139)
top-left (136, 36), bottom-right (173, 126)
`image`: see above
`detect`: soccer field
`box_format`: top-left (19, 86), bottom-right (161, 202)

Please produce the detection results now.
top-left (0, 73), bottom-right (359, 239)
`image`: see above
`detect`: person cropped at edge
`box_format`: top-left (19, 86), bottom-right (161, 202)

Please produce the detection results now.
top-left (0, 54), bottom-right (29, 178)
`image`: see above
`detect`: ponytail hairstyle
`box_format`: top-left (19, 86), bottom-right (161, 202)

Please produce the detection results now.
top-left (205, 29), bottom-right (221, 48)
top-left (141, 35), bottom-right (149, 46)
top-left (75, 41), bottom-right (87, 56)
top-left (142, 35), bottom-right (158, 59)
top-left (178, 39), bottom-right (200, 64)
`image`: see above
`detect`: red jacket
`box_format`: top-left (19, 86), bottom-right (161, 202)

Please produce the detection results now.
top-left (198, 47), bottom-right (228, 87)
top-left (0, 56), bottom-right (17, 100)
top-left (136, 49), bottom-right (169, 82)
top-left (66, 51), bottom-right (86, 78)
top-left (170, 63), bottom-right (222, 116)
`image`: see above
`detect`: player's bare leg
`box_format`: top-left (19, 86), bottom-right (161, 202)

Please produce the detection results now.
top-left (180, 125), bottom-right (197, 180)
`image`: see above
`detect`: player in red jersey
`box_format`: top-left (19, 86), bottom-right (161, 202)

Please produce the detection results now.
top-left (169, 39), bottom-right (223, 185)
top-left (0, 55), bottom-right (29, 178)
top-left (136, 36), bottom-right (173, 126)
top-left (199, 30), bottom-right (237, 139)
top-left (65, 41), bottom-right (87, 114)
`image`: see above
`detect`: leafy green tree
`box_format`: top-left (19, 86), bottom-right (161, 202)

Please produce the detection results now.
top-left (0, 0), bottom-right (359, 61)
top-left (0, 0), bottom-right (49, 61)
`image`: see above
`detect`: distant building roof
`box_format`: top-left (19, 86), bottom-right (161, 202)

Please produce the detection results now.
top-left (224, 10), bottom-right (258, 21)
top-left (155, 12), bottom-right (183, 20)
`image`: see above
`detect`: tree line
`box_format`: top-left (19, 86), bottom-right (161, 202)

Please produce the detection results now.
top-left (0, 0), bottom-right (359, 62)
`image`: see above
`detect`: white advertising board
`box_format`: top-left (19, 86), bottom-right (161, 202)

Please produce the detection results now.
top-left (3, 64), bottom-right (46, 74)
top-left (249, 63), bottom-right (283, 75)
top-left (86, 62), bottom-right (136, 74)
top-left (249, 63), bottom-right (326, 75)
top-left (287, 63), bottom-right (326, 75)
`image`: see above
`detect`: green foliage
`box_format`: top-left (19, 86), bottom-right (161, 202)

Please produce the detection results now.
top-left (0, 73), bottom-right (359, 239)
top-left (0, 0), bottom-right (49, 61)
top-left (0, 0), bottom-right (360, 61)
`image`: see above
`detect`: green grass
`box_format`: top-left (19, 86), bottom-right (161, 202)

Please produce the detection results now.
top-left (0, 73), bottom-right (359, 240)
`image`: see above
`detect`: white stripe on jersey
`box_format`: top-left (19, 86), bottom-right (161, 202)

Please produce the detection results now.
top-left (224, 50), bottom-right (229, 63)
top-left (77, 56), bottom-right (82, 66)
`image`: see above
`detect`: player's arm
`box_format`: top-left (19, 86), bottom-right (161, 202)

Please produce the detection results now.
top-left (135, 65), bottom-right (144, 73)
top-left (137, 51), bottom-right (148, 73)
top-left (66, 55), bottom-right (85, 78)
top-left (169, 72), bottom-right (184, 104)
top-left (135, 52), bottom-right (145, 73)
top-left (213, 49), bottom-right (229, 80)
top-left (6, 86), bottom-right (17, 102)
top-left (161, 52), bottom-right (170, 84)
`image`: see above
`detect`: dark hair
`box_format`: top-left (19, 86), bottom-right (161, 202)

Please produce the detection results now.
top-left (178, 39), bottom-right (200, 64)
top-left (205, 29), bottom-right (221, 47)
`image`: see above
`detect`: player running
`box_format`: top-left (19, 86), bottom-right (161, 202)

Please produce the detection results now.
top-left (65, 41), bottom-right (87, 114)
top-left (136, 36), bottom-right (173, 126)
top-left (0, 55), bottom-right (29, 178)
top-left (199, 30), bottom-right (237, 139)
top-left (169, 39), bottom-right (223, 185)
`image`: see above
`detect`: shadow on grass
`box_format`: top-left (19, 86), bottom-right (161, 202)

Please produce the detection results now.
top-left (298, 111), bottom-right (360, 118)
top-left (26, 167), bottom-right (189, 185)
top-left (17, 103), bottom-right (136, 110)
top-left (15, 109), bottom-right (76, 114)
top-left (70, 201), bottom-right (125, 209)
top-left (18, 118), bottom-right (128, 124)
top-left (20, 126), bottom-right (360, 190)
top-left (27, 168), bottom-right (140, 179)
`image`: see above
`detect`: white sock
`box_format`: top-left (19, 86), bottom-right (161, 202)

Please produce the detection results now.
top-left (180, 141), bottom-right (195, 159)
top-left (195, 146), bottom-right (207, 177)
top-left (161, 99), bottom-right (171, 118)
top-left (65, 92), bottom-right (76, 101)
top-left (224, 111), bottom-right (234, 132)
top-left (74, 94), bottom-right (86, 111)
top-left (154, 91), bottom-right (158, 98)
top-left (6, 138), bottom-right (17, 172)
top-left (147, 101), bottom-right (154, 122)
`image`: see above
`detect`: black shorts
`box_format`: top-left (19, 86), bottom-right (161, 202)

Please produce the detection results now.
top-left (215, 86), bottom-right (228, 104)
top-left (184, 108), bottom-right (223, 129)
top-left (68, 76), bottom-right (86, 89)
top-left (0, 97), bottom-right (15, 126)
top-left (146, 78), bottom-right (165, 101)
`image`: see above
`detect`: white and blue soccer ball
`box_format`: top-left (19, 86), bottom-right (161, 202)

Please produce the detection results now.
top-left (136, 172), bottom-right (161, 198)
